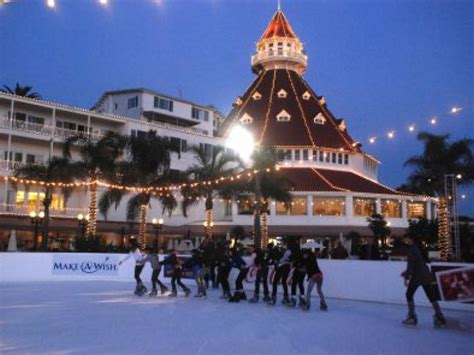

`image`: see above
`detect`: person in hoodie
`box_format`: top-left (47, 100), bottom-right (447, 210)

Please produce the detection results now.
top-left (161, 249), bottom-right (191, 297)
top-left (142, 248), bottom-right (168, 296)
top-left (185, 249), bottom-right (206, 297)
top-left (401, 235), bottom-right (446, 327)
top-left (268, 240), bottom-right (293, 305)
top-left (119, 238), bottom-right (147, 295)
top-left (289, 244), bottom-right (306, 307)
top-left (229, 247), bottom-right (252, 302)
top-left (303, 248), bottom-right (327, 311)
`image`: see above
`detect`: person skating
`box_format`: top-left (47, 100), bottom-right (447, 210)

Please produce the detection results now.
top-left (249, 246), bottom-right (271, 303)
top-left (289, 245), bottom-right (306, 308)
top-left (216, 244), bottom-right (233, 300)
top-left (142, 248), bottom-right (168, 296)
top-left (161, 249), bottom-right (191, 297)
top-left (303, 248), bottom-right (327, 311)
top-left (201, 239), bottom-right (217, 289)
top-left (119, 239), bottom-right (147, 295)
top-left (268, 241), bottom-right (293, 305)
top-left (186, 249), bottom-right (206, 297)
top-left (229, 247), bottom-right (251, 302)
top-left (401, 235), bottom-right (446, 327)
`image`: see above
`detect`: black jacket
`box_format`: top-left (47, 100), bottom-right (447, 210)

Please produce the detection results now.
top-left (305, 252), bottom-right (322, 277)
top-left (403, 244), bottom-right (432, 286)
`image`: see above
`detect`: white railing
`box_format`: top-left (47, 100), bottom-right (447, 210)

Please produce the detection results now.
top-left (0, 204), bottom-right (88, 218)
top-left (251, 50), bottom-right (308, 67)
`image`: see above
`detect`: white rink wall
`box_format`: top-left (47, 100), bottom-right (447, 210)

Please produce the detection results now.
top-left (0, 252), bottom-right (471, 311)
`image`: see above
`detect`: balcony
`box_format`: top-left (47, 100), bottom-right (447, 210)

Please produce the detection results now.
top-left (251, 49), bottom-right (308, 71)
top-left (0, 203), bottom-right (88, 219)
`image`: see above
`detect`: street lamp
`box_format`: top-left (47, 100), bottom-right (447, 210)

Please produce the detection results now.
top-left (77, 213), bottom-right (89, 238)
top-left (30, 210), bottom-right (45, 251)
top-left (151, 217), bottom-right (164, 250)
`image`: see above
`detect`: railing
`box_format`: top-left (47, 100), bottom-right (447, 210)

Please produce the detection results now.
top-left (251, 50), bottom-right (308, 67)
top-left (0, 117), bottom-right (104, 141)
top-left (0, 204), bottom-right (88, 218)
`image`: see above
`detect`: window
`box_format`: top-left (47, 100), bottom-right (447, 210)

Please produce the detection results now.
top-left (294, 150), bottom-right (300, 161)
top-left (154, 96), bottom-right (173, 111)
top-left (332, 153), bottom-right (336, 163)
top-left (338, 153), bottom-right (343, 164)
top-left (277, 89), bottom-right (287, 98)
top-left (224, 200), bottom-right (232, 216)
top-left (276, 197), bottom-right (307, 216)
top-left (239, 113), bottom-right (253, 125)
top-left (26, 154), bottom-right (35, 164)
top-left (181, 139), bottom-right (187, 153)
top-left (344, 154), bottom-right (349, 165)
top-left (27, 115), bottom-right (44, 125)
top-left (192, 107), bottom-right (209, 121)
top-left (381, 199), bottom-right (401, 218)
top-left (313, 197), bottom-right (345, 216)
top-left (284, 149), bottom-right (292, 161)
top-left (407, 202), bottom-right (426, 219)
top-left (114, 103), bottom-right (118, 110)
top-left (314, 113), bottom-right (326, 125)
top-left (319, 151), bottom-right (324, 162)
top-left (276, 109), bottom-right (291, 122)
top-left (237, 197), bottom-right (255, 215)
top-left (353, 198), bottom-right (376, 217)
top-left (14, 112), bottom-right (26, 121)
top-left (127, 96), bottom-right (138, 109)
top-left (252, 92), bottom-right (262, 100)
top-left (312, 150), bottom-right (318, 162)
top-left (302, 91), bottom-right (311, 100)
top-left (302, 150), bottom-right (308, 161)
top-left (199, 143), bottom-right (213, 157)
top-left (325, 152), bottom-right (330, 163)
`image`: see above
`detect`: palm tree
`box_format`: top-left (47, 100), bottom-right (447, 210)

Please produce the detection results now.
top-left (1, 83), bottom-right (41, 99)
top-left (14, 157), bottom-right (76, 250)
top-left (181, 145), bottom-right (242, 238)
top-left (64, 132), bottom-right (127, 237)
top-left (98, 130), bottom-right (178, 247)
top-left (404, 132), bottom-right (473, 260)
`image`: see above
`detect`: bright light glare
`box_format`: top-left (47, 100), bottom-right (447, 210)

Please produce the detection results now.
top-left (369, 137), bottom-right (376, 144)
top-left (387, 131), bottom-right (395, 139)
top-left (408, 125), bottom-right (415, 132)
top-left (450, 106), bottom-right (462, 114)
top-left (46, 0), bottom-right (55, 8)
top-left (456, 174), bottom-right (462, 179)
top-left (99, 0), bottom-right (108, 5)
top-left (226, 125), bottom-right (254, 163)
top-left (430, 117), bottom-right (437, 125)
top-left (461, 194), bottom-right (466, 199)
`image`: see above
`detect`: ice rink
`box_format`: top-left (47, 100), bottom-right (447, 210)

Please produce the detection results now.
top-left (0, 282), bottom-right (473, 355)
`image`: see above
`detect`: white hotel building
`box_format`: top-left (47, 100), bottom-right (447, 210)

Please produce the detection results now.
top-left (0, 10), bottom-right (435, 250)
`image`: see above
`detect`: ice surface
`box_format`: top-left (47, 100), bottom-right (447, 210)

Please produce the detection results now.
top-left (0, 282), bottom-right (472, 355)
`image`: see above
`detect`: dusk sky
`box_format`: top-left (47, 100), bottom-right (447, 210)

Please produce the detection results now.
top-left (1, 0), bottom-right (473, 215)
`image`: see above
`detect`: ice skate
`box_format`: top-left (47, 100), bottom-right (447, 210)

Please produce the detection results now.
top-left (220, 292), bottom-right (230, 300)
top-left (239, 292), bottom-right (247, 301)
top-left (184, 289), bottom-right (191, 297)
top-left (194, 291), bottom-right (206, 298)
top-left (248, 295), bottom-right (259, 303)
top-left (320, 301), bottom-right (328, 311)
top-left (433, 314), bottom-right (446, 328)
top-left (402, 316), bottom-right (417, 326)
top-left (298, 296), bottom-right (307, 309)
top-left (267, 295), bottom-right (276, 305)
top-left (228, 293), bottom-right (240, 303)
top-left (168, 291), bottom-right (177, 297)
top-left (148, 289), bottom-right (158, 296)
top-left (288, 296), bottom-right (297, 307)
top-left (263, 295), bottom-right (271, 303)
top-left (281, 296), bottom-right (290, 305)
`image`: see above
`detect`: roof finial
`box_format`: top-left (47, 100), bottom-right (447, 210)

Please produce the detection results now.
top-left (277, 0), bottom-right (281, 11)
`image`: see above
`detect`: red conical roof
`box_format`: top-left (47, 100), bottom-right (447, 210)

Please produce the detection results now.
top-left (260, 10), bottom-right (298, 40)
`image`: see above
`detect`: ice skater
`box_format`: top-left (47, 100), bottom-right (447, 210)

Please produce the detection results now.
top-left (289, 245), bottom-right (306, 308)
top-left (268, 241), bottom-right (293, 305)
top-left (161, 249), bottom-right (191, 297)
top-left (249, 245), bottom-right (271, 303)
top-left (142, 248), bottom-right (168, 296)
top-left (217, 245), bottom-right (233, 300)
top-left (229, 247), bottom-right (252, 302)
top-left (186, 249), bottom-right (206, 297)
top-left (303, 248), bottom-right (327, 311)
top-left (119, 238), bottom-right (147, 295)
top-left (401, 235), bottom-right (446, 327)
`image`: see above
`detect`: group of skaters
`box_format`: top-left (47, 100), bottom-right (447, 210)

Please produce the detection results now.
top-left (119, 234), bottom-right (447, 326)
top-left (119, 237), bottom-right (327, 311)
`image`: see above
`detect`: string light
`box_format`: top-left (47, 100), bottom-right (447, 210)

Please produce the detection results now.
top-left (430, 116), bottom-right (437, 125)
top-left (461, 194), bottom-right (466, 199)
top-left (450, 106), bottom-right (462, 114)
top-left (46, 0), bottom-right (55, 8)
top-left (387, 131), bottom-right (395, 139)
top-left (408, 124), bottom-right (415, 132)
top-left (369, 137), bottom-right (376, 144)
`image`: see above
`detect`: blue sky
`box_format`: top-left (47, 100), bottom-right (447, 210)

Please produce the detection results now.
top-left (1, 0), bottom-right (473, 215)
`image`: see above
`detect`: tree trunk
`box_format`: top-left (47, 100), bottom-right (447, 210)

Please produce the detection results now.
top-left (437, 196), bottom-right (451, 261)
top-left (40, 189), bottom-right (52, 251)
top-left (204, 197), bottom-right (213, 239)
top-left (138, 204), bottom-right (148, 248)
top-left (87, 180), bottom-right (98, 237)
top-left (253, 172), bottom-right (262, 248)
top-left (261, 200), bottom-right (269, 249)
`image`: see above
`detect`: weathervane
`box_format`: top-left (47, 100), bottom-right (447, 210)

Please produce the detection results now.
top-left (277, 0), bottom-right (281, 11)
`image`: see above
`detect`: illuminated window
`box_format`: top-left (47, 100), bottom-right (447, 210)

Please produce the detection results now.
top-left (16, 191), bottom-right (25, 208)
top-left (276, 109), bottom-right (291, 122)
top-left (276, 197), bottom-right (307, 216)
top-left (381, 199), bottom-right (401, 218)
top-left (313, 197), bottom-right (345, 216)
top-left (237, 197), bottom-right (255, 215)
top-left (302, 91), bottom-right (311, 100)
top-left (51, 193), bottom-right (64, 211)
top-left (407, 202), bottom-right (426, 219)
top-left (239, 113), bottom-right (253, 125)
top-left (277, 89), bottom-right (287, 98)
top-left (252, 92), bottom-right (262, 100)
top-left (314, 113), bottom-right (326, 125)
top-left (353, 198), bottom-right (376, 217)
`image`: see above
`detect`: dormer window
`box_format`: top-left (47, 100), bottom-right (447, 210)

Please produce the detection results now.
top-left (314, 113), bottom-right (326, 125)
top-left (235, 97), bottom-right (243, 106)
top-left (302, 91), bottom-right (311, 100)
top-left (277, 89), bottom-right (287, 98)
top-left (240, 113), bottom-right (253, 125)
top-left (339, 120), bottom-right (346, 131)
top-left (276, 109), bottom-right (291, 122)
top-left (318, 96), bottom-right (326, 105)
top-left (252, 92), bottom-right (262, 100)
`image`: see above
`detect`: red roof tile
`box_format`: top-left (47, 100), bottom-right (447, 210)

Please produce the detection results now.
top-left (260, 11), bottom-right (297, 40)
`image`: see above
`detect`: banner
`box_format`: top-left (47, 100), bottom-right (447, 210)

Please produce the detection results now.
top-left (435, 266), bottom-right (474, 302)
top-left (52, 254), bottom-right (119, 276)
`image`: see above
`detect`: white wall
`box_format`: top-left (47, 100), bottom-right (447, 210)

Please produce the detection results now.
top-left (0, 253), bottom-right (471, 311)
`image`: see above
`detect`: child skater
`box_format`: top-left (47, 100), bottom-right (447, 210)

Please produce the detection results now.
top-left (119, 238), bottom-right (147, 295)
top-left (303, 248), bottom-right (327, 311)
top-left (401, 235), bottom-right (446, 327)
top-left (142, 248), bottom-right (168, 296)
top-left (161, 249), bottom-right (191, 297)
top-left (229, 247), bottom-right (251, 302)
top-left (185, 249), bottom-right (206, 297)
top-left (289, 244), bottom-right (306, 308)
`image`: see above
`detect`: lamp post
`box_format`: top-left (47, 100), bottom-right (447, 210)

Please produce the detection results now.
top-left (151, 217), bottom-right (164, 250)
top-left (77, 213), bottom-right (89, 238)
top-left (30, 210), bottom-right (45, 251)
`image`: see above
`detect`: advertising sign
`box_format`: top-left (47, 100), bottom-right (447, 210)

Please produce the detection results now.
top-left (435, 266), bottom-right (474, 302)
top-left (52, 254), bottom-right (119, 276)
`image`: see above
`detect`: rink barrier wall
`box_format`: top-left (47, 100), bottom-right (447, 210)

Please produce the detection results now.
top-left (0, 252), bottom-right (472, 311)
